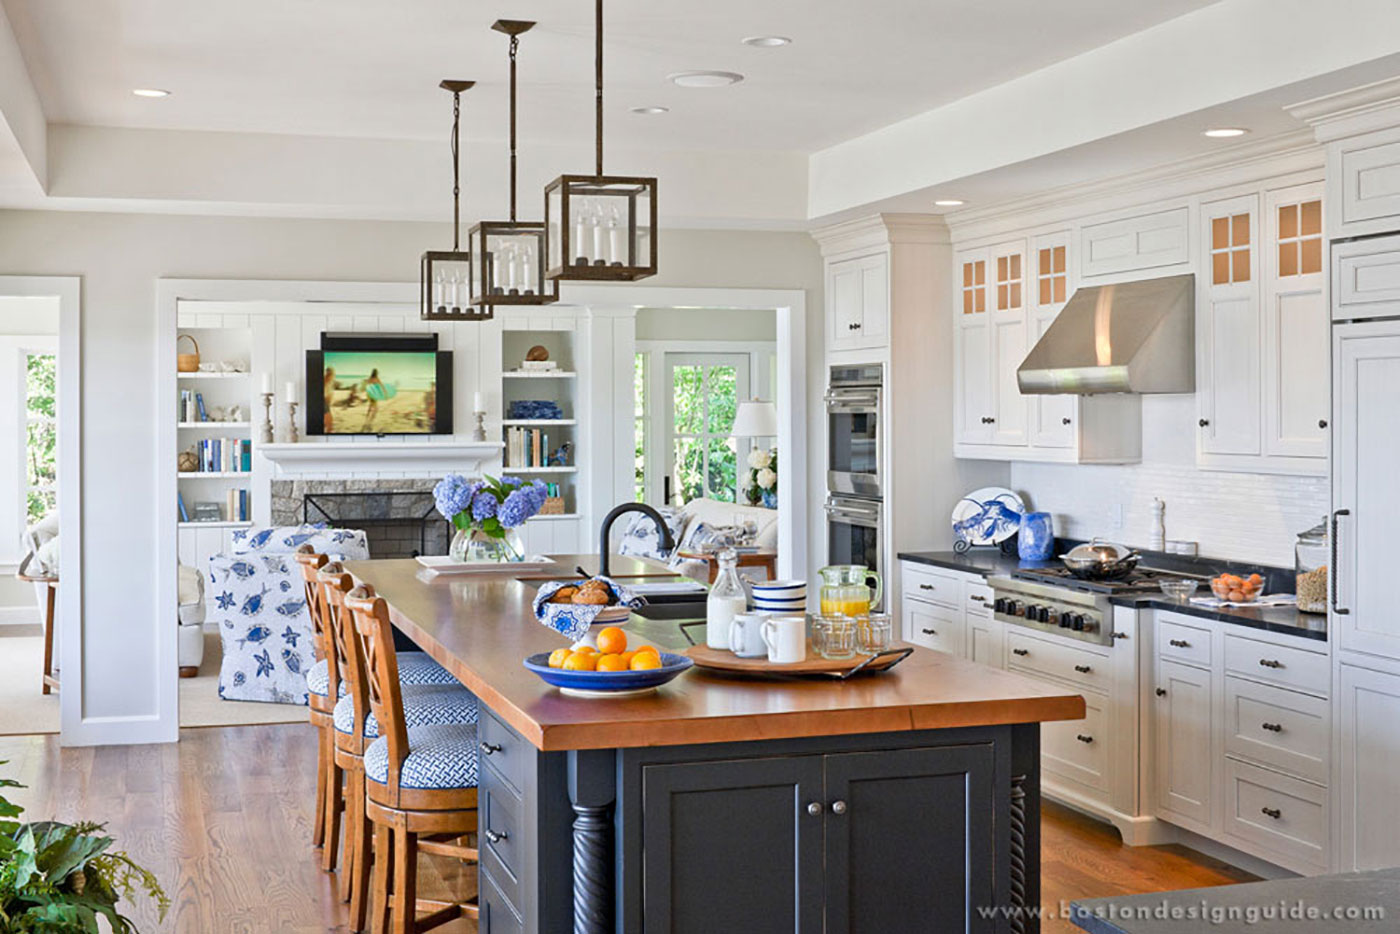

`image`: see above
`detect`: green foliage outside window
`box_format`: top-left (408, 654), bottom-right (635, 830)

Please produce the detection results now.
top-left (25, 354), bottom-right (56, 524)
top-left (671, 364), bottom-right (737, 504)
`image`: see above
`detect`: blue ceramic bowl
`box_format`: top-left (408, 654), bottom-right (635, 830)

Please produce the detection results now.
top-left (523, 651), bottom-right (694, 694)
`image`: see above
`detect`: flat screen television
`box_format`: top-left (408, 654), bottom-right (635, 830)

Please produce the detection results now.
top-left (305, 333), bottom-right (453, 435)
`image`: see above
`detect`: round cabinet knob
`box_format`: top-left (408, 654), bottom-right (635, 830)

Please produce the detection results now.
top-left (1156, 687), bottom-right (1168, 697)
top-left (1199, 418), bottom-right (1210, 427)
top-left (1062, 417), bottom-right (1072, 426)
top-left (852, 322), bottom-right (861, 330)
top-left (484, 829), bottom-right (508, 844)
top-left (1318, 419), bottom-right (1329, 429)
top-left (831, 800), bottom-right (848, 815)
top-left (987, 417), bottom-right (996, 424)
top-left (807, 802), bottom-right (822, 816)
top-left (479, 741), bottom-right (502, 756)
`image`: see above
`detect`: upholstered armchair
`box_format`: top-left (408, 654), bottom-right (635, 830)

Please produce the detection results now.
top-left (206, 525), bottom-right (369, 704)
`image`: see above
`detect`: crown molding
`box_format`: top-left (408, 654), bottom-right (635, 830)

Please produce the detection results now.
top-left (809, 212), bottom-right (948, 257)
top-left (1286, 76), bottom-right (1400, 141)
top-left (946, 129), bottom-right (1321, 244)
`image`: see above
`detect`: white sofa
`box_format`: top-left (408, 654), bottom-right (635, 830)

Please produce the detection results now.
top-left (617, 498), bottom-right (778, 580)
top-left (178, 564), bottom-right (206, 676)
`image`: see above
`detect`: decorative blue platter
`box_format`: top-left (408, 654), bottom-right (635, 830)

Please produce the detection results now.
top-left (523, 651), bottom-right (694, 697)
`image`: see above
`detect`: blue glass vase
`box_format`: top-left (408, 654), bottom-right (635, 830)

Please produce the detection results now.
top-left (1017, 512), bottom-right (1054, 561)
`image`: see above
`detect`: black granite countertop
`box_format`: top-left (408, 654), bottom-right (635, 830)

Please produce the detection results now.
top-left (897, 549), bottom-right (1326, 643)
top-left (1072, 868), bottom-right (1398, 933)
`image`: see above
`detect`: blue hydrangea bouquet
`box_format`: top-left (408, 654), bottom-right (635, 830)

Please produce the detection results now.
top-left (434, 473), bottom-right (550, 563)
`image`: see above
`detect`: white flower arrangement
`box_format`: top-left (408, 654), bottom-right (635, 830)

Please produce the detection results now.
top-left (747, 449), bottom-right (772, 470)
top-left (744, 448), bottom-right (778, 508)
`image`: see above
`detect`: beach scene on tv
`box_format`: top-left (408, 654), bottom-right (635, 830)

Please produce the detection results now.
top-left (320, 350), bottom-right (439, 434)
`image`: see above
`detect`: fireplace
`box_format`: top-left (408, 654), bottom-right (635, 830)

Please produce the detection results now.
top-left (271, 479), bottom-right (450, 559)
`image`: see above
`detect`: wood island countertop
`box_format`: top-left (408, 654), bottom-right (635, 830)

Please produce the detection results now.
top-left (344, 556), bottom-right (1087, 752)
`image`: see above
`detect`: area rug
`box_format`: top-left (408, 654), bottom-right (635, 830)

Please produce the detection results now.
top-left (179, 630), bottom-right (309, 728)
top-left (0, 630), bottom-right (59, 735)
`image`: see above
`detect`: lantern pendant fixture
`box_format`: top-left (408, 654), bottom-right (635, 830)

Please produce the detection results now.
top-left (543, 0), bottom-right (658, 282)
top-left (421, 79), bottom-right (491, 321)
top-left (468, 20), bottom-right (558, 307)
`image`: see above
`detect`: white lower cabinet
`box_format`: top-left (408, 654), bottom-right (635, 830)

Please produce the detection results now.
top-left (1154, 657), bottom-right (1214, 831)
top-left (1334, 657), bottom-right (1400, 872)
top-left (903, 598), bottom-right (965, 657)
top-left (1041, 690), bottom-right (1109, 794)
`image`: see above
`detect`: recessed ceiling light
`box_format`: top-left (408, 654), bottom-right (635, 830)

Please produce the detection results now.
top-left (668, 71), bottom-right (745, 88)
top-left (132, 88), bottom-right (171, 98)
top-left (934, 199), bottom-right (966, 207)
top-left (742, 35), bottom-right (791, 47)
top-left (1202, 127), bottom-right (1248, 138)
top-left (630, 106), bottom-right (670, 115)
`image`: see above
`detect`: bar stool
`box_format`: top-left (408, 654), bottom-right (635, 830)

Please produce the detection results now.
top-left (326, 576), bottom-right (478, 932)
top-left (345, 589), bottom-right (481, 934)
top-left (293, 549), bottom-right (334, 854)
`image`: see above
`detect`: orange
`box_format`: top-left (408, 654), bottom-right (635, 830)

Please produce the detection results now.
top-left (630, 652), bottom-right (662, 671)
top-left (572, 645), bottom-right (598, 655)
top-left (596, 627), bottom-right (628, 656)
top-left (633, 644), bottom-right (660, 658)
top-left (562, 651), bottom-right (597, 671)
top-left (596, 653), bottom-right (628, 672)
top-left (618, 650), bottom-right (637, 667)
top-left (547, 648), bottom-right (572, 669)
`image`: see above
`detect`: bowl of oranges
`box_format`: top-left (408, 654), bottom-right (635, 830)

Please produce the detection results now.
top-left (524, 626), bottom-right (693, 697)
top-left (1210, 572), bottom-right (1265, 604)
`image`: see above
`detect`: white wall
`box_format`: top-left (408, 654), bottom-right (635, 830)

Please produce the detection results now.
top-left (0, 208), bottom-right (823, 743)
top-left (1010, 394), bottom-right (1327, 567)
top-left (636, 307), bottom-right (777, 343)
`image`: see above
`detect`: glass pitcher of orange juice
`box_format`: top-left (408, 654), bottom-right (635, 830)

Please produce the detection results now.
top-left (818, 565), bottom-right (883, 617)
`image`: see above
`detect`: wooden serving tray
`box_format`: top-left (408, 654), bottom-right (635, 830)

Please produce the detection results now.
top-left (685, 641), bottom-right (914, 680)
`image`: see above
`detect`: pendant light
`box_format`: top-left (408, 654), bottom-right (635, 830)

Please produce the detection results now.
top-left (543, 0), bottom-right (658, 281)
top-left (421, 80), bottom-right (491, 321)
top-left (468, 20), bottom-right (559, 307)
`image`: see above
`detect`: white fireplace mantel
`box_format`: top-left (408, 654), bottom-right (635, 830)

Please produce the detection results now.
top-left (258, 441), bottom-right (505, 476)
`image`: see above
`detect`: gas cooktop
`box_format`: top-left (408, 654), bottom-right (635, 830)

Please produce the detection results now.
top-left (1010, 565), bottom-right (1205, 595)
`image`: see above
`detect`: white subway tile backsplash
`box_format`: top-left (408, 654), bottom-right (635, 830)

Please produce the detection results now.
top-left (1010, 461), bottom-right (1327, 567)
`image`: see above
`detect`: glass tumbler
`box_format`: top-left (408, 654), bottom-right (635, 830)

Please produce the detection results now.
top-left (858, 613), bottom-right (893, 654)
top-left (815, 615), bottom-right (857, 660)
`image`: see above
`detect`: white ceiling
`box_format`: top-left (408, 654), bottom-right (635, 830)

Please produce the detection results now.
top-left (1, 0), bottom-right (1221, 153)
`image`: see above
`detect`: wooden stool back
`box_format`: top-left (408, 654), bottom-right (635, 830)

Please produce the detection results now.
top-left (319, 566), bottom-right (374, 753)
top-left (343, 591), bottom-right (412, 800)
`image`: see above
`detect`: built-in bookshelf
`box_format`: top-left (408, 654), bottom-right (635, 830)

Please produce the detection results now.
top-left (501, 325), bottom-right (579, 521)
top-left (176, 326), bottom-right (254, 530)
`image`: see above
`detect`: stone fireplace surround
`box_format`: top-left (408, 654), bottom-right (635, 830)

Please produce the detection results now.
top-left (271, 478), bottom-right (450, 559)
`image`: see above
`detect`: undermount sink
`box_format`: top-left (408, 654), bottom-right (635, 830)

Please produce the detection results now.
top-left (629, 601), bottom-right (708, 622)
top-left (517, 575), bottom-right (708, 605)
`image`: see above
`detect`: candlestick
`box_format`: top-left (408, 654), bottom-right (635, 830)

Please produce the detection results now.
top-left (260, 392), bottom-right (275, 444)
top-left (287, 399), bottom-right (300, 444)
top-left (472, 410), bottom-right (487, 442)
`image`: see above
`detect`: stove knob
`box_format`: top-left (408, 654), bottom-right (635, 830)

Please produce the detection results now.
top-left (1080, 618), bottom-right (1099, 633)
top-left (1007, 601), bottom-right (1022, 617)
top-left (994, 597), bottom-right (1007, 614)
top-left (1037, 606), bottom-right (1051, 623)
top-left (1024, 603), bottom-right (1038, 619)
top-left (1059, 611), bottom-right (1074, 628)
top-left (1071, 614), bottom-right (1086, 632)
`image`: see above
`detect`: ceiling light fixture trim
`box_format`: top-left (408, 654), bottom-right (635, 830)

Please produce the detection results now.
top-left (668, 70), bottom-right (745, 88)
top-left (132, 88), bottom-right (171, 98)
top-left (741, 36), bottom-right (791, 47)
top-left (1202, 127), bottom-right (1249, 138)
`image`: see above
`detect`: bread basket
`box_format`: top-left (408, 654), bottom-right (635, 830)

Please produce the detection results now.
top-left (176, 334), bottom-right (201, 373)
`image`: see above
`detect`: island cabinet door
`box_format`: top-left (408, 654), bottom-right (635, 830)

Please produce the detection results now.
top-left (641, 756), bottom-right (825, 934)
top-left (823, 744), bottom-right (998, 934)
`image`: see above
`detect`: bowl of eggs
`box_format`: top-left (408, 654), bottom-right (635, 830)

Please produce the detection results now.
top-left (1210, 572), bottom-right (1264, 603)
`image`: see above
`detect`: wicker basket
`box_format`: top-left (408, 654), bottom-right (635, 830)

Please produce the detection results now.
top-left (176, 334), bottom-right (201, 373)
top-left (540, 497), bottom-right (566, 516)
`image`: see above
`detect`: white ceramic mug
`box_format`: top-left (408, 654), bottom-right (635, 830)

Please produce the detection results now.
top-left (728, 612), bottom-right (769, 658)
top-left (761, 615), bottom-right (806, 665)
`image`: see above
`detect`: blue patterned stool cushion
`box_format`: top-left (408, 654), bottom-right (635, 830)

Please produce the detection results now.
top-left (306, 659), bottom-right (335, 698)
top-left (397, 652), bottom-right (457, 685)
top-left (365, 722), bottom-right (480, 790)
top-left (333, 683), bottom-right (478, 738)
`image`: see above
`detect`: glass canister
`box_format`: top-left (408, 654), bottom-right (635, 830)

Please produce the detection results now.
top-left (1295, 518), bottom-right (1328, 615)
top-left (706, 549), bottom-right (748, 649)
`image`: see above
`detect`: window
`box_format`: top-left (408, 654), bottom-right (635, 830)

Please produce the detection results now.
top-left (634, 352), bottom-right (648, 502)
top-left (1210, 212), bottom-right (1251, 285)
top-left (961, 260), bottom-right (986, 315)
top-left (25, 352), bottom-right (56, 523)
top-left (1037, 245), bottom-right (1067, 306)
top-left (1277, 199), bottom-right (1322, 277)
top-left (666, 356), bottom-right (747, 504)
top-left (995, 251), bottom-right (1023, 311)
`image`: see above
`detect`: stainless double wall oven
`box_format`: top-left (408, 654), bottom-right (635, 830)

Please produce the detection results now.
top-left (825, 364), bottom-right (884, 594)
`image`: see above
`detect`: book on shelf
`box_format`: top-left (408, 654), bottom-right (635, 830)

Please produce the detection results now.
top-left (224, 488), bottom-right (250, 523)
top-left (194, 438), bottom-right (252, 473)
top-left (195, 393), bottom-right (208, 422)
top-left (506, 426), bottom-right (556, 468)
top-left (178, 491), bottom-right (189, 522)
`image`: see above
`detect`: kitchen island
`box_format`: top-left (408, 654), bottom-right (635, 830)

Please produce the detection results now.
top-left (346, 556), bottom-right (1086, 934)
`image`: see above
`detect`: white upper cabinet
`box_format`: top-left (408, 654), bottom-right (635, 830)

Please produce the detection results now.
top-left (827, 251), bottom-right (889, 353)
top-left (954, 247), bottom-right (994, 445)
top-left (1333, 232), bottom-right (1400, 321)
top-left (1197, 194), bottom-right (1263, 458)
top-left (1327, 125), bottom-right (1400, 240)
top-left (1080, 206), bottom-right (1189, 278)
top-left (1028, 231), bottom-right (1075, 449)
top-left (988, 240), bottom-right (1029, 447)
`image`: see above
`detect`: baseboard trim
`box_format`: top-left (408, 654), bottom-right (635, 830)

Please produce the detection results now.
top-left (0, 606), bottom-right (38, 626)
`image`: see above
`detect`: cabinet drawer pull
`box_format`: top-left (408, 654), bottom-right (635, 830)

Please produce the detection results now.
top-left (1260, 807), bottom-right (1282, 820)
top-left (1258, 658), bottom-right (1284, 669)
top-left (479, 741), bottom-right (502, 756)
top-left (1332, 509), bottom-right (1351, 616)
top-left (1076, 734), bottom-right (1094, 744)
top-left (919, 583), bottom-right (935, 591)
top-left (1155, 687), bottom-right (1167, 697)
top-left (1112, 631), bottom-right (1129, 640)
top-left (484, 829), bottom-right (508, 844)
top-left (921, 628), bottom-right (937, 636)
top-left (968, 595), bottom-right (987, 603)
top-left (1168, 639), bottom-right (1190, 648)
top-left (806, 802), bottom-right (822, 816)
top-left (1073, 664), bottom-right (1092, 674)
top-left (1261, 722), bottom-right (1283, 733)
top-left (831, 800), bottom-right (848, 815)
top-left (1012, 648), bottom-right (1030, 657)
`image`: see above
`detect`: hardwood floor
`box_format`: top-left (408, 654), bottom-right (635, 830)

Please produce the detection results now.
top-left (0, 724), bottom-right (1254, 933)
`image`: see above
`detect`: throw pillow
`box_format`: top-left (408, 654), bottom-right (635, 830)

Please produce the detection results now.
top-left (616, 507), bottom-right (687, 561)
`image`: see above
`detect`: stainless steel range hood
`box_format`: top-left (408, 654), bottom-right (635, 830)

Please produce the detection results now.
top-left (1017, 273), bottom-right (1195, 395)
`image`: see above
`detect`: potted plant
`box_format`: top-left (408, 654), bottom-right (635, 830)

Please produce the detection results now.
top-left (743, 449), bottom-right (778, 509)
top-left (434, 474), bottom-right (550, 562)
top-left (0, 765), bottom-right (168, 932)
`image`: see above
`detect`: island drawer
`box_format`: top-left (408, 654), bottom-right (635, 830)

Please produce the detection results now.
top-left (1223, 757), bottom-right (1328, 872)
top-left (479, 869), bottom-right (524, 934)
top-left (1223, 633), bottom-right (1329, 697)
top-left (1223, 676), bottom-right (1329, 785)
top-left (901, 565), bottom-right (961, 608)
top-left (1006, 631), bottom-right (1110, 694)
top-left (903, 598), bottom-right (965, 657)
top-left (479, 709), bottom-right (529, 797)
top-left (479, 765), bottom-right (525, 912)
top-left (1156, 615), bottom-right (1212, 668)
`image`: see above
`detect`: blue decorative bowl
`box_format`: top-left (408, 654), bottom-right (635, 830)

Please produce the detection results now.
top-left (523, 651), bottom-right (693, 697)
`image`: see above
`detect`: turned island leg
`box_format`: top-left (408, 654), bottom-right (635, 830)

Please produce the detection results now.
top-left (568, 749), bottom-right (616, 934)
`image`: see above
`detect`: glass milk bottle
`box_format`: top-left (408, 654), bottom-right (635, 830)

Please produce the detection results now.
top-left (707, 549), bottom-right (747, 650)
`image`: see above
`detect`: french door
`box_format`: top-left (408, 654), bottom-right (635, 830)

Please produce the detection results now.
top-left (662, 353), bottom-right (752, 505)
